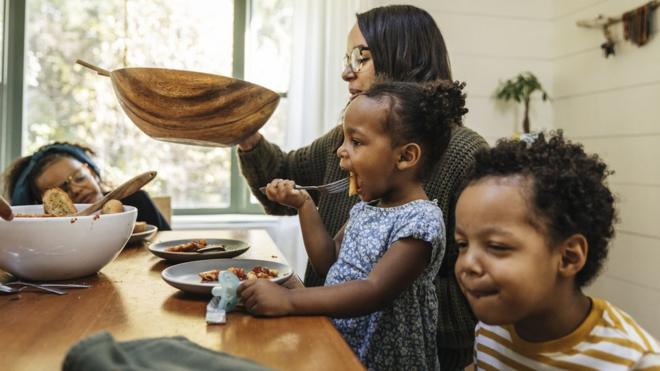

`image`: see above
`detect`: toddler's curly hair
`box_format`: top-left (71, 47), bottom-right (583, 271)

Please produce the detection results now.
top-left (465, 131), bottom-right (616, 287)
top-left (362, 79), bottom-right (468, 179)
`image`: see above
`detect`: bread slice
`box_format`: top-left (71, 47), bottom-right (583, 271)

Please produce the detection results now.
top-left (42, 188), bottom-right (77, 216)
top-left (102, 199), bottom-right (124, 214)
top-left (133, 221), bottom-right (147, 233)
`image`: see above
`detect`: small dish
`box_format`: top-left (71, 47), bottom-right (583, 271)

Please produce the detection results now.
top-left (126, 224), bottom-right (158, 245)
top-left (148, 238), bottom-right (249, 262)
top-left (161, 258), bottom-right (292, 295)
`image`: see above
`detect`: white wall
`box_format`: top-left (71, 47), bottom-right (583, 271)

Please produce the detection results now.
top-left (377, 0), bottom-right (555, 143)
top-left (553, 0), bottom-right (660, 338)
top-left (370, 0), bottom-right (660, 338)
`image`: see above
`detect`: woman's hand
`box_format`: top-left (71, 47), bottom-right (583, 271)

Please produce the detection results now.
top-left (238, 279), bottom-right (294, 316)
top-left (238, 132), bottom-right (262, 152)
top-left (264, 179), bottom-right (311, 210)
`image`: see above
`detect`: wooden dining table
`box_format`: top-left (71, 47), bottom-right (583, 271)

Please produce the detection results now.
top-left (0, 229), bottom-right (365, 370)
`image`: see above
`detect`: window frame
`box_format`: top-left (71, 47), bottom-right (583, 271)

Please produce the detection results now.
top-left (1, 0), bottom-right (267, 215)
top-left (1, 0), bottom-right (24, 175)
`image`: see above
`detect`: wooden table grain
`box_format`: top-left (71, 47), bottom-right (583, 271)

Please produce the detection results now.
top-left (0, 229), bottom-right (364, 371)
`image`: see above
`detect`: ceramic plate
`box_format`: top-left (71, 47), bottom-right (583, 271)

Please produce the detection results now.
top-left (148, 238), bottom-right (250, 262)
top-left (126, 224), bottom-right (158, 245)
top-left (161, 258), bottom-right (292, 295)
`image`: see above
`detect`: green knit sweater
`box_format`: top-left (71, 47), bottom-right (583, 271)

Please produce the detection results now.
top-left (238, 124), bottom-right (488, 351)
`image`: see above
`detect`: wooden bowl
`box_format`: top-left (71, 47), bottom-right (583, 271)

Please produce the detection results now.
top-left (77, 60), bottom-right (280, 147)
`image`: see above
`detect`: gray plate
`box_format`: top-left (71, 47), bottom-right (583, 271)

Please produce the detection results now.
top-left (126, 224), bottom-right (158, 245)
top-left (148, 238), bottom-right (250, 262)
top-left (161, 258), bottom-right (292, 295)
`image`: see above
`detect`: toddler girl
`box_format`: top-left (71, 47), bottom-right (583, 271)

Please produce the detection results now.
top-left (238, 79), bottom-right (468, 370)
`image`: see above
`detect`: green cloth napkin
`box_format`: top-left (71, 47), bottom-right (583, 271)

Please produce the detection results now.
top-left (62, 331), bottom-right (271, 371)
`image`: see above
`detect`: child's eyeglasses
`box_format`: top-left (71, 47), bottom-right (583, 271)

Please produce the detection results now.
top-left (57, 164), bottom-right (91, 192)
top-left (343, 46), bottom-right (370, 73)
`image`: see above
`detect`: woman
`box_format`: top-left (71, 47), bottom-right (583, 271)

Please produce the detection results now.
top-left (237, 5), bottom-right (486, 368)
top-left (3, 142), bottom-right (170, 230)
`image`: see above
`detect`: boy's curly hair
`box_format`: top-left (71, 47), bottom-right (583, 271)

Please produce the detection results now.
top-left (465, 131), bottom-right (616, 287)
top-left (362, 79), bottom-right (468, 179)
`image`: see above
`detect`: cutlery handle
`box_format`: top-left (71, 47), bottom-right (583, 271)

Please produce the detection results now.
top-left (38, 283), bottom-right (91, 288)
top-left (19, 282), bottom-right (66, 295)
top-left (258, 185), bottom-right (316, 193)
top-left (76, 171), bottom-right (157, 216)
top-left (10, 282), bottom-right (92, 288)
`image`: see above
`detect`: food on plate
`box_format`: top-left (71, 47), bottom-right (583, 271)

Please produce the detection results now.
top-left (102, 199), bottom-right (124, 214)
top-left (348, 172), bottom-right (357, 196)
top-left (199, 266), bottom-right (279, 282)
top-left (166, 239), bottom-right (223, 253)
top-left (42, 188), bottom-right (77, 216)
top-left (132, 221), bottom-right (147, 233)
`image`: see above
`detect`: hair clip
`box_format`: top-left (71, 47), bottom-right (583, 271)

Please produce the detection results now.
top-left (519, 132), bottom-right (540, 147)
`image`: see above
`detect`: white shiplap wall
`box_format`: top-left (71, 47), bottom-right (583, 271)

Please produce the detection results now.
top-left (374, 0), bottom-right (555, 143)
top-left (371, 0), bottom-right (660, 338)
top-left (553, 0), bottom-right (660, 338)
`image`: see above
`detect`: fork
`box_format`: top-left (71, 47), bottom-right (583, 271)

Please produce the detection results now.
top-left (6, 281), bottom-right (91, 289)
top-left (0, 283), bottom-right (66, 295)
top-left (259, 177), bottom-right (349, 195)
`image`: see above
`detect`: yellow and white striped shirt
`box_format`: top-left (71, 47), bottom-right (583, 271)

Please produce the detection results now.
top-left (474, 298), bottom-right (660, 370)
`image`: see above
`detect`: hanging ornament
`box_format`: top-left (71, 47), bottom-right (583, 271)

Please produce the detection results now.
top-left (576, 1), bottom-right (659, 58)
top-left (623, 2), bottom-right (655, 46)
top-left (600, 25), bottom-right (616, 58)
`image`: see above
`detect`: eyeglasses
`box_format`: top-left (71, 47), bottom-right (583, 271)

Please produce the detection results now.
top-left (57, 164), bottom-right (91, 192)
top-left (343, 46), bottom-right (370, 73)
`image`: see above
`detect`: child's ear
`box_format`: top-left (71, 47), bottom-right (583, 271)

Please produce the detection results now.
top-left (558, 234), bottom-right (588, 279)
top-left (396, 143), bottom-right (421, 171)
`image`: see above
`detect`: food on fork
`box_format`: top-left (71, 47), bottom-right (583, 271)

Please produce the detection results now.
top-left (348, 172), bottom-right (358, 196)
top-left (102, 199), bottom-right (124, 214)
top-left (42, 188), bottom-right (77, 216)
top-left (199, 266), bottom-right (279, 282)
top-left (132, 221), bottom-right (147, 233)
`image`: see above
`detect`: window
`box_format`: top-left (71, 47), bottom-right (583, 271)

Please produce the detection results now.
top-left (1, 0), bottom-right (25, 173)
top-left (14, 0), bottom-right (293, 213)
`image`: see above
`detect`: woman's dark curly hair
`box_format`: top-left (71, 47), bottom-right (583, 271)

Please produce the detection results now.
top-left (463, 131), bottom-right (616, 287)
top-left (361, 79), bottom-right (468, 179)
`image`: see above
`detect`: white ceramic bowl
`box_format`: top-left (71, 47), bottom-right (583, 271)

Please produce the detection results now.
top-left (0, 204), bottom-right (137, 281)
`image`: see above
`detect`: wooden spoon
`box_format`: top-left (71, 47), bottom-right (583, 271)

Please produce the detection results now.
top-left (74, 171), bottom-right (157, 216)
top-left (0, 196), bottom-right (14, 221)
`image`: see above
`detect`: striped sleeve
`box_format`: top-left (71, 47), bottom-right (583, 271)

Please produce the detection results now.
top-left (474, 298), bottom-right (660, 371)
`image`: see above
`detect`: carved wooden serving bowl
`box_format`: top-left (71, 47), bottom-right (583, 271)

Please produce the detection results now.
top-left (77, 60), bottom-right (280, 146)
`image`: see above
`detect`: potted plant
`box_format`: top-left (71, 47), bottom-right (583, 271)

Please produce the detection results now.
top-left (494, 72), bottom-right (549, 134)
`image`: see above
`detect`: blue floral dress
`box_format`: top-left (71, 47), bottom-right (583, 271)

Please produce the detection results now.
top-left (325, 199), bottom-right (445, 370)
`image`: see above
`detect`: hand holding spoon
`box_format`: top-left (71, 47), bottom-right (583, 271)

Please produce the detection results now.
top-left (75, 171), bottom-right (157, 216)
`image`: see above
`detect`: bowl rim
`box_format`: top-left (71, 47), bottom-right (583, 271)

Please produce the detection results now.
top-left (7, 204), bottom-right (137, 221)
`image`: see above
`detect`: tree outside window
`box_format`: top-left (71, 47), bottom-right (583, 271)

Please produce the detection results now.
top-left (22, 0), bottom-right (292, 211)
